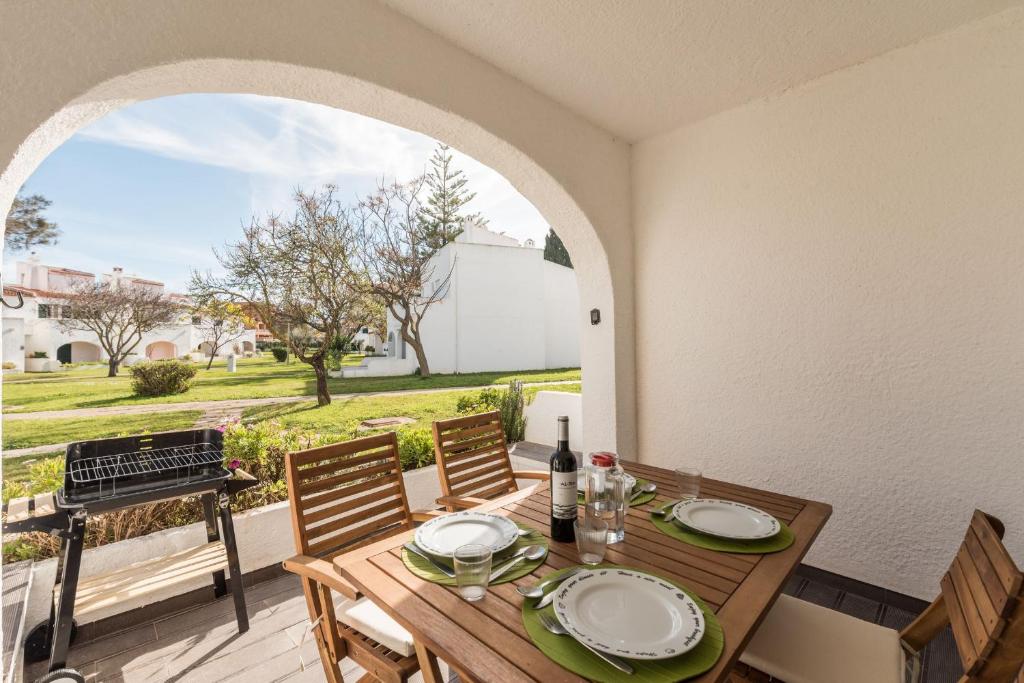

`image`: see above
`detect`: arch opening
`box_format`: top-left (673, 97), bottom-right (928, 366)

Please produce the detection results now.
top-left (0, 55), bottom-right (632, 455)
top-left (145, 341), bottom-right (177, 360)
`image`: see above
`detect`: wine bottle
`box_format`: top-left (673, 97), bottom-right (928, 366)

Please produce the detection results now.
top-left (549, 416), bottom-right (577, 542)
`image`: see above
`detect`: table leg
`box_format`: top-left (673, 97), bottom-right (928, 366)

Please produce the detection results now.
top-left (414, 640), bottom-right (444, 683)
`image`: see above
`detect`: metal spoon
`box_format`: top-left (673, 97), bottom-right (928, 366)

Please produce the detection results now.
top-left (517, 527), bottom-right (532, 538)
top-left (489, 544), bottom-right (546, 582)
top-left (629, 481), bottom-right (657, 502)
top-left (516, 566), bottom-right (582, 598)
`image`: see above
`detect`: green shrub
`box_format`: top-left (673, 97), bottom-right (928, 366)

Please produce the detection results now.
top-left (31, 351), bottom-right (48, 359)
top-left (2, 361), bottom-right (15, 369)
top-left (456, 381), bottom-right (528, 443)
top-left (129, 360), bottom-right (197, 397)
top-left (1, 456), bottom-right (65, 504)
top-left (397, 427), bottom-right (435, 470)
top-left (364, 345), bottom-right (375, 354)
top-left (271, 347), bottom-right (288, 362)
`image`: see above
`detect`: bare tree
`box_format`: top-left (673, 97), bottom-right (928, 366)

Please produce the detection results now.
top-left (58, 283), bottom-right (181, 376)
top-left (353, 178), bottom-right (453, 378)
top-left (192, 298), bottom-right (252, 369)
top-left (190, 186), bottom-right (361, 406)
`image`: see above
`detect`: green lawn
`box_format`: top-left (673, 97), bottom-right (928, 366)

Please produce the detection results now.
top-left (2, 410), bottom-right (204, 450)
top-left (1, 356), bottom-right (581, 414)
top-left (2, 452), bottom-right (63, 485)
top-left (243, 382), bottom-right (582, 434)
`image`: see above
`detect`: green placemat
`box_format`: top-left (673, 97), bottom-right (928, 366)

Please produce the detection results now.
top-left (649, 508), bottom-right (795, 554)
top-left (522, 564), bottom-right (725, 683)
top-left (401, 522), bottom-right (548, 586)
top-left (577, 478), bottom-right (656, 507)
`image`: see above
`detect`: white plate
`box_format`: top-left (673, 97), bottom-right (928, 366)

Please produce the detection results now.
top-left (576, 471), bottom-right (637, 493)
top-left (413, 511), bottom-right (519, 557)
top-left (671, 499), bottom-right (780, 540)
top-left (553, 568), bottom-right (705, 660)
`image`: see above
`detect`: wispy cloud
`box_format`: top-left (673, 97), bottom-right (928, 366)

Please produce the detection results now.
top-left (78, 95), bottom-right (548, 241)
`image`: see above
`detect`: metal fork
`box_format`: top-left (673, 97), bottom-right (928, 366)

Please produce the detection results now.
top-left (538, 613), bottom-right (634, 674)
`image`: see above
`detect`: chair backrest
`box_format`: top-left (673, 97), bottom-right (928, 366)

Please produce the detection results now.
top-left (284, 431), bottom-right (413, 561)
top-left (432, 411), bottom-right (518, 504)
top-left (929, 511), bottom-right (1023, 682)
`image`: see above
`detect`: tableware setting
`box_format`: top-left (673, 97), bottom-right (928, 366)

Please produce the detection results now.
top-left (521, 564), bottom-right (724, 683)
top-left (648, 496), bottom-right (795, 554)
top-left (401, 514), bottom-right (549, 586)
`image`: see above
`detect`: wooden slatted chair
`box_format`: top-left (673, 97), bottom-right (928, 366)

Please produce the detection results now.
top-left (282, 432), bottom-right (443, 683)
top-left (431, 410), bottom-right (549, 511)
top-left (739, 510), bottom-right (1024, 683)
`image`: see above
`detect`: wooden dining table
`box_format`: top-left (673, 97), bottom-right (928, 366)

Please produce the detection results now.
top-left (335, 460), bottom-right (832, 683)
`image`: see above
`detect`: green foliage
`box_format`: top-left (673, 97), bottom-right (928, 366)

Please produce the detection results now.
top-left (5, 192), bottom-right (60, 252)
top-left (129, 360), bottom-right (197, 397)
top-left (456, 380), bottom-right (528, 443)
top-left (364, 345), bottom-right (375, 354)
top-left (31, 351), bottom-right (48, 359)
top-left (2, 538), bottom-right (48, 562)
top-left (2, 361), bottom-right (15, 369)
top-left (543, 228), bottom-right (573, 268)
top-left (417, 143), bottom-right (479, 250)
top-left (397, 427), bottom-right (435, 470)
top-left (271, 347), bottom-right (288, 362)
top-left (2, 456), bottom-right (64, 504)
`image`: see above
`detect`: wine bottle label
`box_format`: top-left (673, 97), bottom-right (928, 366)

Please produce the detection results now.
top-left (551, 471), bottom-right (578, 520)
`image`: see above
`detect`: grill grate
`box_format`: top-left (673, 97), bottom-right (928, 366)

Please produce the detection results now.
top-left (68, 443), bottom-right (223, 484)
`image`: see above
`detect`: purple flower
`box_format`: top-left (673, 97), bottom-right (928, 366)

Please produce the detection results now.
top-left (215, 424), bottom-right (227, 433)
top-left (228, 459), bottom-right (242, 471)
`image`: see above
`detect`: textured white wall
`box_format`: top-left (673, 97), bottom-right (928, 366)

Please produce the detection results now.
top-left (633, 8), bottom-right (1024, 599)
top-left (0, 0), bottom-right (636, 457)
top-left (524, 391), bottom-right (583, 449)
top-left (542, 261), bottom-right (581, 369)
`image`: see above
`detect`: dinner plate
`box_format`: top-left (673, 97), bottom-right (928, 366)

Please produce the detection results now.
top-left (413, 511), bottom-right (519, 557)
top-left (671, 499), bottom-right (780, 540)
top-left (553, 568), bottom-right (706, 660)
top-left (576, 471), bottom-right (637, 493)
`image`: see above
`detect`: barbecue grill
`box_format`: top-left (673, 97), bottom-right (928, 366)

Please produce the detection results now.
top-left (2, 429), bottom-right (258, 681)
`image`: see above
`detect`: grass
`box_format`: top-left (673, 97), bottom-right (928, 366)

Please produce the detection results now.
top-left (242, 382), bottom-right (582, 434)
top-left (2, 410), bottom-right (204, 450)
top-left (1, 356), bottom-right (581, 414)
top-left (1, 452), bottom-right (63, 484)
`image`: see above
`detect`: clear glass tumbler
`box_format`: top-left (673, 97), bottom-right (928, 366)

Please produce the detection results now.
top-left (674, 466), bottom-right (703, 500)
top-left (574, 518), bottom-right (609, 565)
top-left (453, 543), bottom-right (492, 601)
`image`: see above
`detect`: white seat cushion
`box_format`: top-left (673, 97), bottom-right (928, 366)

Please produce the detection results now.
top-left (331, 593), bottom-right (416, 657)
top-left (740, 594), bottom-right (904, 683)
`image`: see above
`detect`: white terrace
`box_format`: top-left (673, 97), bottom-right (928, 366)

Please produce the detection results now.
top-left (1, 2), bottom-right (1022, 683)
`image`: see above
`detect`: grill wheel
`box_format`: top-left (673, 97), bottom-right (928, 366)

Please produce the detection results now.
top-left (34, 668), bottom-right (85, 683)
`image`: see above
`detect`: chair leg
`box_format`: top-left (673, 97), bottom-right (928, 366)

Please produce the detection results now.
top-left (414, 641), bottom-right (443, 683)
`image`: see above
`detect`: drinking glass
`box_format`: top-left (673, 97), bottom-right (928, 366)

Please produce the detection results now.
top-left (453, 543), bottom-right (492, 601)
top-left (574, 518), bottom-right (609, 565)
top-left (674, 466), bottom-right (702, 500)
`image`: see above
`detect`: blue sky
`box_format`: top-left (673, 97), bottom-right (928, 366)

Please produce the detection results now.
top-left (4, 94), bottom-right (549, 292)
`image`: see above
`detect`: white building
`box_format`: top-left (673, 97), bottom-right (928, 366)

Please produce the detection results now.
top-left (2, 259), bottom-right (256, 372)
top-left (345, 221), bottom-right (579, 377)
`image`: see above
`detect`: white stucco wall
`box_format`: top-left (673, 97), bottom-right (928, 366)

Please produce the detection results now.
top-left (542, 261), bottom-right (581, 369)
top-left (632, 7), bottom-right (1024, 599)
top-left (524, 391), bottom-right (583, 450)
top-left (0, 0), bottom-right (636, 458)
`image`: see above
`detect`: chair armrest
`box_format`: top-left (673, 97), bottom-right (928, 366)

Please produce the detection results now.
top-left (512, 470), bottom-right (550, 481)
top-left (410, 509), bottom-right (446, 522)
top-left (436, 495), bottom-right (490, 510)
top-left (283, 554), bottom-right (360, 600)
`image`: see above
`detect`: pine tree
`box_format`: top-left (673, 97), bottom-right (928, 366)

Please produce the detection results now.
top-left (543, 228), bottom-right (573, 268)
top-left (418, 144), bottom-right (479, 250)
top-left (5, 192), bottom-right (60, 252)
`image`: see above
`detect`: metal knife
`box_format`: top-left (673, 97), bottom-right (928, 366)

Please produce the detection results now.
top-left (532, 572), bottom-right (579, 610)
top-left (403, 542), bottom-right (455, 578)
top-left (489, 554), bottom-right (527, 582)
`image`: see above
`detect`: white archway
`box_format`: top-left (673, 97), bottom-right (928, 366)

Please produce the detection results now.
top-left (0, 3), bottom-right (636, 455)
top-left (145, 341), bottom-right (177, 360)
top-left (56, 341), bottom-right (102, 363)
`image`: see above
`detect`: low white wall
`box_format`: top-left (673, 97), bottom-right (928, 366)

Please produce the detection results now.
top-left (343, 356), bottom-right (417, 378)
top-left (24, 461), bottom-right (542, 627)
top-left (524, 391), bottom-right (583, 450)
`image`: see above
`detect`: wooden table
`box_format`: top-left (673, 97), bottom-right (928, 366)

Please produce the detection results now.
top-left (336, 461), bottom-right (832, 683)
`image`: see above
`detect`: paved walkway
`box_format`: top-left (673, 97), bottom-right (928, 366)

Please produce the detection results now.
top-left (1, 380), bottom-right (579, 458)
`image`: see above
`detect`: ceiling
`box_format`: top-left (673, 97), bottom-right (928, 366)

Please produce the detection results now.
top-left (381, 0), bottom-right (1020, 141)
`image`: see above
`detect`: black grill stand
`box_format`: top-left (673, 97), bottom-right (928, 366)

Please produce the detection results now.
top-left (20, 477), bottom-right (255, 673)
